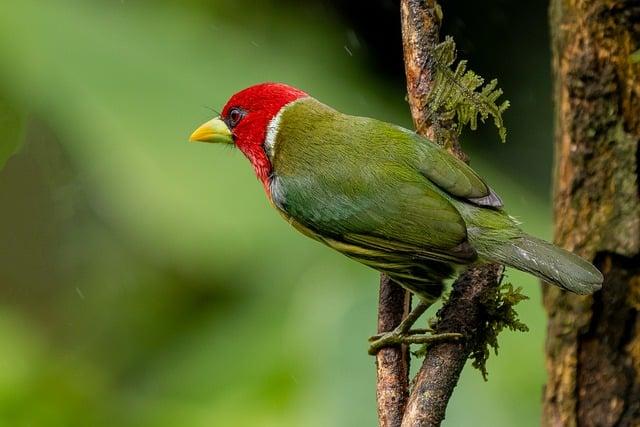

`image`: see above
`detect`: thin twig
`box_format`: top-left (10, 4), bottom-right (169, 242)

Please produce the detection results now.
top-left (376, 274), bottom-right (411, 427)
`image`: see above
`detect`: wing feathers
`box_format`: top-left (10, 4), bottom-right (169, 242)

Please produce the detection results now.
top-left (468, 186), bottom-right (503, 208)
top-left (411, 131), bottom-right (504, 208)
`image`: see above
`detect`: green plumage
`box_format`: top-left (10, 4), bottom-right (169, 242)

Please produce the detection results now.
top-left (269, 98), bottom-right (602, 300)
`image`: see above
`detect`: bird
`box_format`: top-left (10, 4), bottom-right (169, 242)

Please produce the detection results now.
top-left (189, 82), bottom-right (603, 353)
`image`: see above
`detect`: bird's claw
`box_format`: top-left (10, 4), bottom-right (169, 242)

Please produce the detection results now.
top-left (368, 330), bottom-right (463, 355)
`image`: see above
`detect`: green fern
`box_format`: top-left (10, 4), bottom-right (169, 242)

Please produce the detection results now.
top-left (426, 36), bottom-right (510, 143)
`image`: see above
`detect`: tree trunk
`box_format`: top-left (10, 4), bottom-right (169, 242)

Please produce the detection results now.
top-left (544, 1), bottom-right (640, 426)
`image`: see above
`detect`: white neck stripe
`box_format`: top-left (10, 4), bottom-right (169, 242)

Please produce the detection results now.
top-left (264, 97), bottom-right (306, 161)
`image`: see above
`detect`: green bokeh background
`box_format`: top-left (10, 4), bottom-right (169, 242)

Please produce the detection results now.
top-left (0, 1), bottom-right (553, 426)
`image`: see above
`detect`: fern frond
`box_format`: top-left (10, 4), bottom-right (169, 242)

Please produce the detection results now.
top-left (426, 36), bottom-right (510, 143)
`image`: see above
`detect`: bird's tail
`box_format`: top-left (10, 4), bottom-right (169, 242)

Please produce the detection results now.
top-left (480, 233), bottom-right (602, 295)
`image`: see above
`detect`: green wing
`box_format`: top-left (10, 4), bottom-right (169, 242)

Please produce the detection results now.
top-left (275, 162), bottom-right (475, 264)
top-left (413, 134), bottom-right (502, 207)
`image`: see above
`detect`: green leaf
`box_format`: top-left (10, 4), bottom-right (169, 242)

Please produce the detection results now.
top-left (0, 97), bottom-right (24, 171)
top-left (630, 49), bottom-right (640, 64)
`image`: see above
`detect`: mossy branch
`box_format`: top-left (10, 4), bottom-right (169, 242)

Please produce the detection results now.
top-left (412, 281), bottom-right (529, 380)
top-left (470, 283), bottom-right (529, 380)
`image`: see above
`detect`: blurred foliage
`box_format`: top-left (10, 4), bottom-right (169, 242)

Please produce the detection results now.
top-left (0, 0), bottom-right (552, 426)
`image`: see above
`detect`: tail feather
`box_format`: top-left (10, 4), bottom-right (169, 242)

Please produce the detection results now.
top-left (484, 235), bottom-right (603, 295)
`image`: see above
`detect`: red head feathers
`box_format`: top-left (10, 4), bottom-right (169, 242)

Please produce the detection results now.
top-left (220, 83), bottom-right (308, 189)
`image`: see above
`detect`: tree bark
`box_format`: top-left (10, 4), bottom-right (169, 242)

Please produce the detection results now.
top-left (544, 1), bottom-right (640, 426)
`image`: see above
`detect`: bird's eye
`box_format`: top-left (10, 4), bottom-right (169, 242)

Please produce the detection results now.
top-left (227, 108), bottom-right (245, 128)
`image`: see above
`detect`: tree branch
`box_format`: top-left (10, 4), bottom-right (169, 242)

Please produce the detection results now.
top-left (403, 264), bottom-right (504, 427)
top-left (398, 1), bottom-right (503, 425)
top-left (376, 275), bottom-right (411, 427)
top-left (400, 0), bottom-right (468, 161)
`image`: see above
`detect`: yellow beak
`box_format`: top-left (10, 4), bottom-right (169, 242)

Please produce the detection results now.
top-left (189, 117), bottom-right (233, 144)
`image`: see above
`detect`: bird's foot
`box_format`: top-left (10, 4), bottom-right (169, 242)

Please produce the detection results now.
top-left (368, 329), bottom-right (462, 355)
